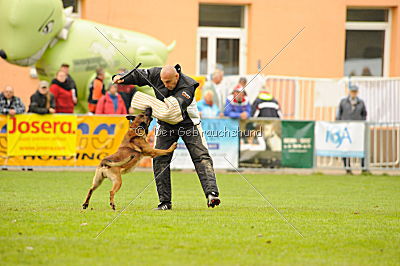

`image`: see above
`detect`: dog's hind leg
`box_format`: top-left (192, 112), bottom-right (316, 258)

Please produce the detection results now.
top-left (82, 168), bottom-right (105, 209)
top-left (109, 169), bottom-right (122, 210)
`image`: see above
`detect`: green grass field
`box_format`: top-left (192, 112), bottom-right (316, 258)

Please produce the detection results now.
top-left (0, 171), bottom-right (399, 265)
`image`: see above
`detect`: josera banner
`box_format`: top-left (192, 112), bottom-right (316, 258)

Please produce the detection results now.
top-left (239, 119), bottom-right (282, 168)
top-left (170, 119), bottom-right (239, 169)
top-left (281, 121), bottom-right (314, 168)
top-left (6, 114), bottom-right (77, 156)
top-left (0, 115), bottom-right (136, 167)
top-left (315, 121), bottom-right (366, 158)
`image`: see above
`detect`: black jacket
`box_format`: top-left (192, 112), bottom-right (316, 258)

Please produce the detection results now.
top-left (336, 96), bottom-right (367, 121)
top-left (28, 90), bottom-right (55, 114)
top-left (116, 65), bottom-right (200, 128)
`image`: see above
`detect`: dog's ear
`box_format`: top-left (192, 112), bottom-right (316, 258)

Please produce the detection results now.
top-left (126, 115), bottom-right (136, 121)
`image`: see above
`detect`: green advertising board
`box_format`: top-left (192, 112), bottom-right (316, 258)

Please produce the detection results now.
top-left (281, 121), bottom-right (315, 168)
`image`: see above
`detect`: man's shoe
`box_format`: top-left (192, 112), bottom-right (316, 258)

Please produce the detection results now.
top-left (154, 202), bottom-right (172, 210)
top-left (346, 170), bottom-right (353, 175)
top-left (361, 170), bottom-right (372, 175)
top-left (207, 192), bottom-right (220, 208)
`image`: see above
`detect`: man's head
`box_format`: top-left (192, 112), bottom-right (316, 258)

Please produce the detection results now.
top-left (160, 65), bottom-right (179, 90)
top-left (56, 70), bottom-right (67, 83)
top-left (203, 90), bottom-right (214, 105)
top-left (238, 77), bottom-right (247, 87)
top-left (233, 87), bottom-right (245, 103)
top-left (211, 69), bottom-right (224, 85)
top-left (349, 84), bottom-right (359, 98)
top-left (38, 80), bottom-right (49, 95)
top-left (3, 86), bottom-right (14, 99)
top-left (60, 63), bottom-right (70, 75)
top-left (96, 68), bottom-right (105, 80)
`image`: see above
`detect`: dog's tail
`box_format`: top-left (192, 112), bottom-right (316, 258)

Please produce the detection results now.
top-left (103, 155), bottom-right (135, 167)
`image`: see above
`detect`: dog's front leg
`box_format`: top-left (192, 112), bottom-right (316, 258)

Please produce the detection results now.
top-left (139, 140), bottom-right (177, 158)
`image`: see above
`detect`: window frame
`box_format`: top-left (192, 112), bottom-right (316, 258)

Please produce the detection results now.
top-left (196, 5), bottom-right (248, 76)
top-left (345, 8), bottom-right (392, 76)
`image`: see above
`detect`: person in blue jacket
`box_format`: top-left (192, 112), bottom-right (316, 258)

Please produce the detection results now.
top-left (224, 87), bottom-right (251, 119)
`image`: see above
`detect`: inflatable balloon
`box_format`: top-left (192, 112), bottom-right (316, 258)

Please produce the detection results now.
top-left (0, 0), bottom-right (175, 112)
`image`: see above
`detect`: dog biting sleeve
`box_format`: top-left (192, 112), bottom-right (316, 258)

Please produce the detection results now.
top-left (130, 92), bottom-right (183, 124)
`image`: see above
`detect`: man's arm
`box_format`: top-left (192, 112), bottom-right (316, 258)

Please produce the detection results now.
top-left (29, 95), bottom-right (48, 114)
top-left (336, 100), bottom-right (343, 121)
top-left (13, 98), bottom-right (25, 114)
top-left (173, 86), bottom-right (196, 112)
top-left (113, 68), bottom-right (155, 87)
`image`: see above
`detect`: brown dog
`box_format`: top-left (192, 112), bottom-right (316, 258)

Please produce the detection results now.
top-left (82, 111), bottom-right (177, 210)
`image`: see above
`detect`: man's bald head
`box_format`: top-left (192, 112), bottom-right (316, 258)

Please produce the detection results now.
top-left (160, 65), bottom-right (179, 90)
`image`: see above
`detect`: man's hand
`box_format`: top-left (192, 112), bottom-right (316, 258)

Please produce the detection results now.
top-left (219, 112), bottom-right (224, 118)
top-left (49, 108), bottom-right (56, 114)
top-left (9, 109), bottom-right (16, 115)
top-left (128, 107), bottom-right (135, 114)
top-left (113, 75), bottom-right (124, 84)
top-left (240, 112), bottom-right (248, 120)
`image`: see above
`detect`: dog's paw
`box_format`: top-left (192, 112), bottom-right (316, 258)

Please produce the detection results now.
top-left (82, 203), bottom-right (88, 209)
top-left (169, 142), bottom-right (178, 151)
top-left (110, 202), bottom-right (116, 210)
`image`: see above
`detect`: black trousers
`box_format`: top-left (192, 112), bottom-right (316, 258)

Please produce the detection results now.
top-left (342, 157), bottom-right (366, 169)
top-left (153, 124), bottom-right (219, 203)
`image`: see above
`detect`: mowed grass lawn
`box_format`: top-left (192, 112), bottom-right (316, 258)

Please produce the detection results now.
top-left (0, 170), bottom-right (399, 265)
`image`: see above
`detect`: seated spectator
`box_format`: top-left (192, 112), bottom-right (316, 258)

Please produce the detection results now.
top-left (60, 63), bottom-right (77, 105)
top-left (88, 68), bottom-right (106, 113)
top-left (197, 90), bottom-right (221, 118)
top-left (224, 87), bottom-right (251, 119)
top-left (50, 70), bottom-right (75, 113)
top-left (28, 81), bottom-right (56, 114)
top-left (95, 84), bottom-right (127, 114)
top-left (251, 90), bottom-right (282, 118)
top-left (116, 68), bottom-right (136, 112)
top-left (0, 85), bottom-right (25, 115)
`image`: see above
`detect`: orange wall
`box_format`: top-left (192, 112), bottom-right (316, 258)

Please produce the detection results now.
top-left (0, 0), bottom-right (399, 107)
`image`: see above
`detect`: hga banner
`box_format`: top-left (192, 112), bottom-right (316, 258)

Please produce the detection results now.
top-left (7, 114), bottom-right (77, 156)
top-left (315, 121), bottom-right (365, 158)
top-left (281, 121), bottom-right (314, 168)
top-left (171, 119), bottom-right (239, 169)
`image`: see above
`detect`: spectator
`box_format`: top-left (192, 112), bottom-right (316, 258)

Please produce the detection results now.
top-left (88, 68), bottom-right (106, 113)
top-left (50, 70), bottom-right (75, 113)
top-left (0, 86), bottom-right (25, 115)
top-left (336, 84), bottom-right (369, 175)
top-left (116, 68), bottom-right (136, 112)
top-left (251, 90), bottom-right (282, 118)
top-left (60, 63), bottom-right (77, 105)
top-left (28, 81), bottom-right (56, 114)
top-left (233, 77), bottom-right (247, 91)
top-left (95, 83), bottom-right (127, 114)
top-left (197, 90), bottom-right (221, 118)
top-left (224, 87), bottom-right (251, 119)
top-left (202, 69), bottom-right (225, 111)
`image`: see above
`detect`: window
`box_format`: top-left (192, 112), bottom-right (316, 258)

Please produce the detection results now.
top-left (62, 0), bottom-right (81, 16)
top-left (344, 8), bottom-right (391, 76)
top-left (197, 5), bottom-right (247, 76)
top-left (199, 5), bottom-right (244, 28)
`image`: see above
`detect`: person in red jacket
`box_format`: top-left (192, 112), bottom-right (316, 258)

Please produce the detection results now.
top-left (95, 83), bottom-right (127, 114)
top-left (50, 70), bottom-right (75, 113)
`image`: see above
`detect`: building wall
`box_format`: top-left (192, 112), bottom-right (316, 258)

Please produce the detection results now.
top-left (0, 0), bottom-right (399, 107)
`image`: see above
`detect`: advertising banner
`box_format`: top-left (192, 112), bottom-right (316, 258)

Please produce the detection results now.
top-left (315, 121), bottom-right (365, 158)
top-left (0, 115), bottom-right (136, 167)
top-left (7, 114), bottom-right (77, 156)
top-left (171, 119), bottom-right (239, 169)
top-left (281, 121), bottom-right (314, 168)
top-left (239, 119), bottom-right (282, 168)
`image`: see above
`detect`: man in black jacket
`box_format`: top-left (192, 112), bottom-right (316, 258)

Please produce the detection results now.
top-left (113, 64), bottom-right (220, 210)
top-left (28, 81), bottom-right (56, 114)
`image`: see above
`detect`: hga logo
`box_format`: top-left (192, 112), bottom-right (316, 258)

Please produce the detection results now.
top-left (325, 127), bottom-right (352, 148)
